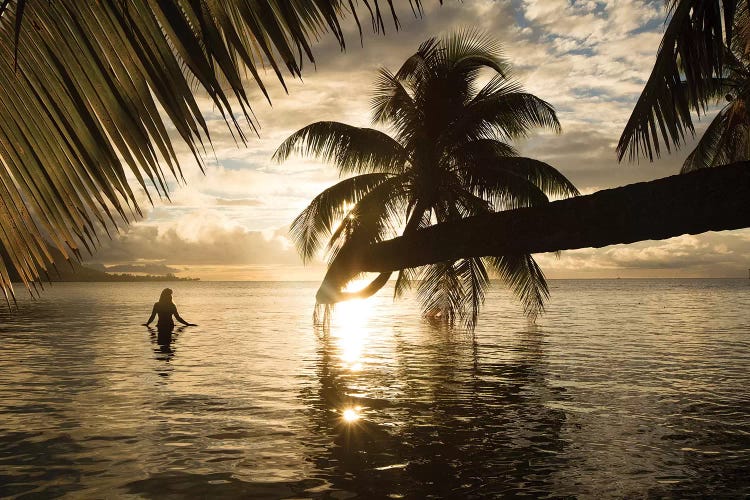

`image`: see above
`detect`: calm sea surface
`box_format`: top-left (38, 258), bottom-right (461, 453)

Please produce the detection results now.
top-left (0, 279), bottom-right (748, 498)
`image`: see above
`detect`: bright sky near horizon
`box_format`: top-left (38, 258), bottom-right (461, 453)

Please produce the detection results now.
top-left (84, 0), bottom-right (750, 280)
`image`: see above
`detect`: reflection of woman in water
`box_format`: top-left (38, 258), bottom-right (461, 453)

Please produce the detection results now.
top-left (143, 288), bottom-right (196, 330)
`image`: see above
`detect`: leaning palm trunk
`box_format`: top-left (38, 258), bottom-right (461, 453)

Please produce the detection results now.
top-left (0, 0), bottom-right (411, 302)
top-left (315, 162), bottom-right (750, 296)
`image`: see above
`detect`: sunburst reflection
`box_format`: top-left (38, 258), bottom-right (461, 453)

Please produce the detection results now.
top-left (331, 283), bottom-right (375, 372)
top-left (341, 407), bottom-right (362, 423)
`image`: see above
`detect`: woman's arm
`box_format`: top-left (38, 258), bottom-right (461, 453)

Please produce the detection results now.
top-left (174, 308), bottom-right (196, 326)
top-left (143, 304), bottom-right (157, 326)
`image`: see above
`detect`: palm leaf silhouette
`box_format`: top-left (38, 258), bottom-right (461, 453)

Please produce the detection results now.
top-left (0, 0), bottom-right (412, 301)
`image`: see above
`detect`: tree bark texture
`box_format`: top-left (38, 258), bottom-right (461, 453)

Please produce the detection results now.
top-left (316, 162), bottom-right (750, 303)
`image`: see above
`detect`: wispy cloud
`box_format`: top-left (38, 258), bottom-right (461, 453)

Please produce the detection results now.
top-left (86, 1), bottom-right (750, 279)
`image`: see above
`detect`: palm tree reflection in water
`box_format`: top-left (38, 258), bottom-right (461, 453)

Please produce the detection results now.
top-left (301, 320), bottom-right (570, 497)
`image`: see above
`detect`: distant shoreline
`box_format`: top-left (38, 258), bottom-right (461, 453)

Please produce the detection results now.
top-left (21, 276), bottom-right (746, 283)
top-left (12, 273), bottom-right (199, 284)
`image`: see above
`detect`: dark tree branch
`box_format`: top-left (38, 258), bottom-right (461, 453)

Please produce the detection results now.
top-left (316, 162), bottom-right (750, 303)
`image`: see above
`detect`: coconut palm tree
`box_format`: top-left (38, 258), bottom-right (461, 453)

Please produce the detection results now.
top-left (617, 0), bottom-right (750, 165)
top-left (0, 0), bottom-right (408, 302)
top-left (274, 31), bottom-right (579, 328)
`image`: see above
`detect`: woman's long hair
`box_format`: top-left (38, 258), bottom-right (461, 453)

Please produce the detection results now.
top-left (158, 288), bottom-right (173, 304)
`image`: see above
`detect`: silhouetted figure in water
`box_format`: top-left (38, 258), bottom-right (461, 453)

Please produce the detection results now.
top-left (143, 288), bottom-right (197, 337)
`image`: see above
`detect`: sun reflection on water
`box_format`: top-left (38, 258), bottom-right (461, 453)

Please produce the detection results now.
top-left (342, 407), bottom-right (362, 423)
top-left (331, 294), bottom-right (374, 371)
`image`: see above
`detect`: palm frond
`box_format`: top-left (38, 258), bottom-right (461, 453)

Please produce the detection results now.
top-left (452, 141), bottom-right (578, 199)
top-left (452, 138), bottom-right (519, 159)
top-left (393, 265), bottom-right (419, 299)
top-left (439, 183), bottom-right (493, 218)
top-left (440, 28), bottom-right (508, 78)
top-left (455, 77), bottom-right (561, 143)
top-left (682, 106), bottom-right (731, 171)
top-left (394, 36), bottom-right (439, 81)
top-left (325, 174), bottom-right (408, 262)
top-left (290, 173), bottom-right (393, 262)
top-left (617, 0), bottom-right (736, 161)
top-left (272, 121), bottom-right (408, 175)
top-left (417, 261), bottom-right (463, 326)
top-left (459, 163), bottom-right (550, 210)
top-left (415, 257), bottom-right (489, 329)
top-left (485, 254), bottom-right (549, 320)
top-left (455, 256), bottom-right (489, 330)
top-left (371, 68), bottom-right (421, 141)
top-left (0, 0), bottom-right (409, 300)
top-left (489, 157), bottom-right (580, 199)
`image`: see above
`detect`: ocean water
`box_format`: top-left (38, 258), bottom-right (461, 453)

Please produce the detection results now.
top-left (0, 279), bottom-right (748, 498)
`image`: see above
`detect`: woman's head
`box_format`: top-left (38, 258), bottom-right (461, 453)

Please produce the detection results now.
top-left (159, 288), bottom-right (173, 303)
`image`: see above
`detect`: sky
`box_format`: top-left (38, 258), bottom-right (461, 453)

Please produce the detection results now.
top-left (84, 0), bottom-right (750, 280)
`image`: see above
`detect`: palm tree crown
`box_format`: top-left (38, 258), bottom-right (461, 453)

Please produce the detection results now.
top-left (274, 30), bottom-right (579, 329)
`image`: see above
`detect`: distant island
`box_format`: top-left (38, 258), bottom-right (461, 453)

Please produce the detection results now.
top-left (59, 271), bottom-right (200, 283)
top-left (6, 246), bottom-right (198, 283)
top-left (17, 265), bottom-right (199, 283)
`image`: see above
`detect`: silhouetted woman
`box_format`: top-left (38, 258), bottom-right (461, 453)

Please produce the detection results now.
top-left (143, 288), bottom-right (196, 331)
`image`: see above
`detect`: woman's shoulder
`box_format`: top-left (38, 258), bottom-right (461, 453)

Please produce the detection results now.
top-left (154, 301), bottom-right (177, 312)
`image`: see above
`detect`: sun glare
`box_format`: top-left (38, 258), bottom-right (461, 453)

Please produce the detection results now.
top-left (342, 278), bottom-right (371, 294)
top-left (342, 407), bottom-right (362, 423)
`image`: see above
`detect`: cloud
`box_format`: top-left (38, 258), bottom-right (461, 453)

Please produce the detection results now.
top-left (214, 198), bottom-right (263, 207)
top-left (95, 1), bottom-right (750, 279)
top-left (86, 211), bottom-right (326, 280)
top-left (534, 231), bottom-right (750, 278)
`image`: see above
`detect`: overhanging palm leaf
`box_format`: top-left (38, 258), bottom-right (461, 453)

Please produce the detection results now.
top-left (325, 175), bottom-right (408, 261)
top-left (272, 121), bottom-right (408, 175)
top-left (393, 265), bottom-right (419, 298)
top-left (453, 78), bottom-right (561, 144)
top-left (459, 257), bottom-right (490, 330)
top-left (291, 173), bottom-right (394, 262)
top-left (682, 105), bottom-right (733, 171)
top-left (417, 261), bottom-right (464, 327)
top-left (416, 256), bottom-right (490, 330)
top-left (0, 0), bottom-right (409, 301)
top-left (455, 152), bottom-right (580, 202)
top-left (617, 0), bottom-right (739, 162)
top-left (485, 254), bottom-right (549, 320)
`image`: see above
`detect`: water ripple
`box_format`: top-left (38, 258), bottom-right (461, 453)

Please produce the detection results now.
top-left (0, 280), bottom-right (748, 497)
